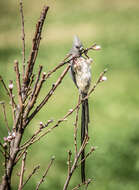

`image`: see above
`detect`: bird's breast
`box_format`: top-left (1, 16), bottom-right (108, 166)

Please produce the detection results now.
top-left (73, 57), bottom-right (92, 93)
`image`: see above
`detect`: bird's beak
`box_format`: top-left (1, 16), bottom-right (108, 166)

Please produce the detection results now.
top-left (79, 46), bottom-right (84, 53)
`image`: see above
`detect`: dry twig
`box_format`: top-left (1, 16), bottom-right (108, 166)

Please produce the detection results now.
top-left (35, 157), bottom-right (55, 190)
top-left (22, 165), bottom-right (40, 189)
top-left (63, 135), bottom-right (89, 190)
top-left (24, 6), bottom-right (49, 87)
top-left (1, 102), bottom-right (10, 132)
top-left (18, 151), bottom-right (27, 190)
top-left (74, 95), bottom-right (81, 155)
top-left (71, 178), bottom-right (92, 190)
top-left (19, 0), bottom-right (26, 79)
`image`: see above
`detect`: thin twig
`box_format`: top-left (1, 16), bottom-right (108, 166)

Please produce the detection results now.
top-left (20, 69), bottom-right (107, 150)
top-left (14, 149), bottom-right (27, 165)
top-left (67, 150), bottom-right (72, 176)
top-left (14, 60), bottom-right (23, 106)
top-left (71, 178), bottom-right (92, 190)
top-left (20, 119), bottom-right (53, 150)
top-left (35, 157), bottom-right (55, 190)
top-left (88, 69), bottom-right (108, 97)
top-left (23, 74), bottom-right (35, 103)
top-left (23, 72), bottom-right (46, 121)
top-left (0, 142), bottom-right (9, 158)
top-left (45, 54), bottom-right (71, 79)
top-left (25, 65), bottom-right (70, 127)
top-left (30, 65), bottom-right (43, 101)
top-left (18, 150), bottom-right (27, 190)
top-left (74, 95), bottom-right (80, 155)
top-left (84, 178), bottom-right (92, 190)
top-left (19, 0), bottom-right (26, 79)
top-left (63, 135), bottom-right (89, 190)
top-left (9, 80), bottom-right (17, 123)
top-left (78, 146), bottom-right (95, 166)
top-left (0, 148), bottom-right (5, 157)
top-left (24, 6), bottom-right (49, 87)
top-left (1, 103), bottom-right (10, 132)
top-left (45, 42), bottom-right (99, 80)
top-left (0, 76), bottom-right (10, 97)
top-left (22, 165), bottom-right (40, 189)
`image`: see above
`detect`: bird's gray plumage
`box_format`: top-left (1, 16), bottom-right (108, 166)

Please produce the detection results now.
top-left (70, 35), bottom-right (83, 57)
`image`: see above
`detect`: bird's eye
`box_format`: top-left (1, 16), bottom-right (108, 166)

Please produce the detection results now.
top-left (75, 46), bottom-right (80, 49)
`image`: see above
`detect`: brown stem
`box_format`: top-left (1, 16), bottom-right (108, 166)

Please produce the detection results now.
top-left (22, 165), bottom-right (40, 188)
top-left (0, 132), bottom-right (23, 190)
top-left (67, 150), bottom-right (72, 176)
top-left (74, 95), bottom-right (80, 155)
top-left (0, 76), bottom-right (11, 97)
top-left (18, 151), bottom-right (27, 190)
top-left (19, 0), bottom-right (26, 80)
top-left (25, 65), bottom-right (70, 127)
top-left (1, 103), bottom-right (10, 132)
top-left (63, 136), bottom-right (89, 190)
top-left (23, 72), bottom-right (46, 121)
top-left (71, 178), bottom-right (92, 190)
top-left (24, 6), bottom-right (49, 87)
top-left (36, 157), bottom-right (55, 190)
top-left (14, 60), bottom-right (23, 106)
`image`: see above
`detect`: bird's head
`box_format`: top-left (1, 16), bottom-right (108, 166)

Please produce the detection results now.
top-left (70, 35), bottom-right (83, 56)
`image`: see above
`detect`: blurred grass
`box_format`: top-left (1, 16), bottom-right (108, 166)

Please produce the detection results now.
top-left (0, 0), bottom-right (139, 189)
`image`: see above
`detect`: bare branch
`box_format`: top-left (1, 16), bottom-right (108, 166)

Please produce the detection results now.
top-left (78, 146), bottom-right (95, 166)
top-left (1, 102), bottom-right (10, 132)
top-left (20, 69), bottom-right (107, 150)
top-left (14, 149), bottom-right (27, 165)
top-left (30, 65), bottom-right (43, 101)
top-left (74, 95), bottom-right (81, 155)
top-left (0, 76), bottom-right (11, 97)
top-left (25, 65), bottom-right (70, 126)
top-left (0, 148), bottom-right (5, 157)
top-left (36, 157), bottom-right (55, 190)
top-left (22, 165), bottom-right (40, 189)
top-left (63, 135), bottom-right (89, 190)
top-left (71, 178), bottom-right (92, 190)
top-left (19, 0), bottom-right (26, 79)
top-left (24, 6), bottom-right (49, 87)
top-left (24, 71), bottom-right (46, 120)
top-left (18, 150), bottom-right (27, 190)
top-left (45, 42), bottom-right (101, 80)
top-left (67, 150), bottom-right (72, 176)
top-left (84, 178), bottom-right (92, 190)
top-left (20, 119), bottom-right (53, 150)
top-left (14, 60), bottom-right (23, 106)
top-left (45, 54), bottom-right (71, 79)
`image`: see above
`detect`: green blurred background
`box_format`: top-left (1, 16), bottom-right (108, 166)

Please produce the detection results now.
top-left (0, 0), bottom-right (139, 189)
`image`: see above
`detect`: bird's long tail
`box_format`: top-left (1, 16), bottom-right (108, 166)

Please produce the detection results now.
top-left (81, 93), bottom-right (89, 183)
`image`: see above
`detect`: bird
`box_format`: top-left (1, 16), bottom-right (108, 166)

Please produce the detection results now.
top-left (69, 35), bottom-right (92, 182)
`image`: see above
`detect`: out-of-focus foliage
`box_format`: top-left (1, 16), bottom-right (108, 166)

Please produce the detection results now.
top-left (0, 0), bottom-right (139, 189)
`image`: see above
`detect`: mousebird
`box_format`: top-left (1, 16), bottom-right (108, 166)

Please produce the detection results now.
top-left (69, 35), bottom-right (92, 182)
